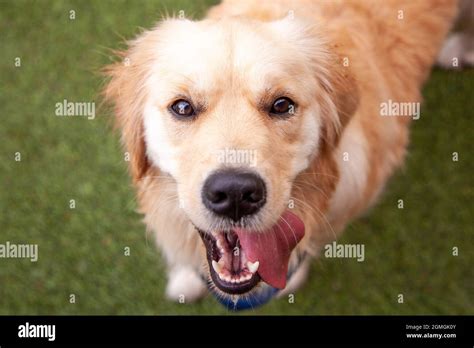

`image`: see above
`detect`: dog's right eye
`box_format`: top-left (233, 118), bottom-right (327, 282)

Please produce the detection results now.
top-left (170, 99), bottom-right (195, 118)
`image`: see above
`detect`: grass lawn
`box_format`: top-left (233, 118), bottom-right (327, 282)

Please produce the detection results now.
top-left (0, 0), bottom-right (472, 315)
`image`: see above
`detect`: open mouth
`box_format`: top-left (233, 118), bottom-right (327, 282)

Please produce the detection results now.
top-left (197, 210), bottom-right (306, 295)
top-left (198, 229), bottom-right (261, 294)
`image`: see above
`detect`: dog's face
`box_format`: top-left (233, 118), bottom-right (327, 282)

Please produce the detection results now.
top-left (105, 18), bottom-right (357, 297)
top-left (144, 19), bottom-right (326, 232)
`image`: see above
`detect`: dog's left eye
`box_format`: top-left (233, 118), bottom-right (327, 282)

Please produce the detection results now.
top-left (170, 99), bottom-right (195, 118)
top-left (270, 97), bottom-right (295, 116)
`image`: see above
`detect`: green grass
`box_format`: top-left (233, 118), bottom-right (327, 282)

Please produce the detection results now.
top-left (0, 0), bottom-right (472, 315)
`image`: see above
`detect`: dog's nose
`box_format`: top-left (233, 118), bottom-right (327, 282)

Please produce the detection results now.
top-left (202, 170), bottom-right (266, 221)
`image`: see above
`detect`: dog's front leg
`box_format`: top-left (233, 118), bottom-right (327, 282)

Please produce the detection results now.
top-left (165, 265), bottom-right (207, 303)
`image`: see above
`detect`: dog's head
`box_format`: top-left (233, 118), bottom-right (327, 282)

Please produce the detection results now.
top-left (104, 18), bottom-right (357, 299)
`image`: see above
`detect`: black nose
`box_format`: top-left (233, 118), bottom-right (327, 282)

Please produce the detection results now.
top-left (202, 170), bottom-right (266, 221)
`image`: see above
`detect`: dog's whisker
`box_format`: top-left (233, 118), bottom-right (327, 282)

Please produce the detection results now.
top-left (290, 186), bottom-right (337, 242)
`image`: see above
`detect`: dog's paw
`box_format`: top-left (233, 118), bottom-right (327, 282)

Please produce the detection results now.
top-left (165, 267), bottom-right (207, 303)
top-left (437, 32), bottom-right (474, 69)
top-left (437, 33), bottom-right (464, 69)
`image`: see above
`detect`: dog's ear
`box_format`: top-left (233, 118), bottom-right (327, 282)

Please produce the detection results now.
top-left (317, 49), bottom-right (359, 152)
top-left (102, 39), bottom-right (153, 184)
top-left (310, 22), bottom-right (359, 152)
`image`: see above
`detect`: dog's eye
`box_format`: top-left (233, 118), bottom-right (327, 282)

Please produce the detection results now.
top-left (170, 99), bottom-right (195, 118)
top-left (270, 97), bottom-right (295, 116)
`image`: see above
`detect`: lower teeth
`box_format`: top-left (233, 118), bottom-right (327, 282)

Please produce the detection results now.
top-left (217, 272), bottom-right (252, 283)
top-left (212, 262), bottom-right (253, 283)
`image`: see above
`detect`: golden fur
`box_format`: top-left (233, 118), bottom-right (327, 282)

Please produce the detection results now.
top-left (103, 0), bottom-right (457, 301)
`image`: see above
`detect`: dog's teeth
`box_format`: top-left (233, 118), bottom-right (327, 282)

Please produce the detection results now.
top-left (247, 261), bottom-right (259, 273)
top-left (217, 271), bottom-right (227, 281)
top-left (212, 260), bottom-right (222, 274)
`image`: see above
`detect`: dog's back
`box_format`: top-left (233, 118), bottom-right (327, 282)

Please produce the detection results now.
top-left (209, 0), bottom-right (457, 97)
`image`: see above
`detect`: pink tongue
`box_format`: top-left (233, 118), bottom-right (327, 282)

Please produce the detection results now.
top-left (235, 210), bottom-right (305, 289)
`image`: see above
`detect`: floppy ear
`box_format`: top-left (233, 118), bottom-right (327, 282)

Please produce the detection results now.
top-left (317, 50), bottom-right (359, 152)
top-left (102, 39), bottom-right (153, 184)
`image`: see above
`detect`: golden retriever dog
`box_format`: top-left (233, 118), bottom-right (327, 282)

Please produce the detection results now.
top-left (103, 0), bottom-right (457, 309)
